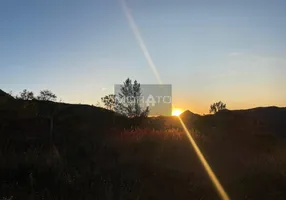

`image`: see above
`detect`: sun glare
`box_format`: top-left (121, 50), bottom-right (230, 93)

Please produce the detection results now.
top-left (172, 109), bottom-right (183, 116)
top-left (122, 1), bottom-right (230, 199)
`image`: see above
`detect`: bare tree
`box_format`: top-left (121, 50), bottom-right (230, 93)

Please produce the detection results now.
top-left (101, 94), bottom-right (116, 110)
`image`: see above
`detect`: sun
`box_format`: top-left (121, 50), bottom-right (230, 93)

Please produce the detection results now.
top-left (172, 109), bottom-right (183, 116)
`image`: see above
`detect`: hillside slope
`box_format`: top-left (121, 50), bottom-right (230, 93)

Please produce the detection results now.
top-left (193, 107), bottom-right (286, 137)
top-left (0, 95), bottom-right (128, 137)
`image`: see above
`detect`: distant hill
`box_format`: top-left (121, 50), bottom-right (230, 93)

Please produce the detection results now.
top-left (180, 110), bottom-right (201, 120)
top-left (0, 89), bottom-right (14, 106)
top-left (0, 95), bottom-right (129, 136)
top-left (1, 88), bottom-right (286, 137)
top-left (0, 89), bottom-right (8, 96)
top-left (193, 107), bottom-right (286, 137)
top-left (145, 107), bottom-right (286, 136)
top-left (0, 89), bottom-right (13, 99)
top-left (179, 110), bottom-right (201, 128)
top-left (215, 107), bottom-right (286, 125)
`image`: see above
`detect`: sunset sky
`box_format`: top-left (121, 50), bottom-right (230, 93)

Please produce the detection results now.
top-left (1, 0), bottom-right (286, 114)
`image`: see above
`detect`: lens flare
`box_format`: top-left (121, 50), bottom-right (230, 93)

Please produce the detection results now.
top-left (120, 0), bottom-right (162, 84)
top-left (120, 1), bottom-right (230, 199)
top-left (172, 109), bottom-right (183, 116)
top-left (177, 116), bottom-right (230, 200)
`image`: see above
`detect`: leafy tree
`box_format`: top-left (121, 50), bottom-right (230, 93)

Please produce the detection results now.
top-left (37, 90), bottom-right (57, 101)
top-left (115, 78), bottom-right (149, 118)
top-left (17, 89), bottom-right (35, 100)
top-left (101, 94), bottom-right (116, 110)
top-left (209, 101), bottom-right (226, 114)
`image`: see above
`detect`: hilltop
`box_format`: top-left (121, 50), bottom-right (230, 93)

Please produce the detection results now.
top-left (186, 107), bottom-right (286, 137)
top-left (0, 89), bottom-right (12, 97)
top-left (0, 92), bottom-right (129, 138)
top-left (0, 89), bottom-right (13, 103)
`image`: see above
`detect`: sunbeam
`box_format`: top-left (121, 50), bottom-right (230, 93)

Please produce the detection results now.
top-left (120, 0), bottom-right (163, 84)
top-left (120, 1), bottom-right (230, 199)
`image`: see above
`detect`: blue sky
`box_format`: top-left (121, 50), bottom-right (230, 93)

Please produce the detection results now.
top-left (1, 0), bottom-right (286, 113)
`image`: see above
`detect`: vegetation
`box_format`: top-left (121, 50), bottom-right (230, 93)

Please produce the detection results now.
top-left (102, 78), bottom-right (150, 118)
top-left (37, 90), bottom-right (57, 101)
top-left (101, 94), bottom-right (116, 111)
top-left (14, 89), bottom-right (57, 102)
top-left (1, 89), bottom-right (286, 199)
top-left (209, 101), bottom-right (227, 114)
top-left (16, 89), bottom-right (35, 100)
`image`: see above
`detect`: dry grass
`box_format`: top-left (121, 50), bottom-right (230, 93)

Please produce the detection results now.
top-left (1, 126), bottom-right (286, 200)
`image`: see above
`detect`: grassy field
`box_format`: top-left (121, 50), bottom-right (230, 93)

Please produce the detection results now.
top-left (1, 123), bottom-right (286, 200)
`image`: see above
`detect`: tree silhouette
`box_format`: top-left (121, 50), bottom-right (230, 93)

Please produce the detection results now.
top-left (37, 90), bottom-right (57, 101)
top-left (209, 101), bottom-right (226, 114)
top-left (115, 78), bottom-right (149, 118)
top-left (101, 94), bottom-right (116, 110)
top-left (16, 89), bottom-right (35, 100)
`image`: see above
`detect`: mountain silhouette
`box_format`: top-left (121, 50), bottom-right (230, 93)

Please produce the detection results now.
top-left (192, 107), bottom-right (286, 137)
top-left (0, 89), bottom-right (13, 98)
top-left (180, 110), bottom-right (200, 118)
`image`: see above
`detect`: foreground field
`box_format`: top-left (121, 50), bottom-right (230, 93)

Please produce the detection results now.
top-left (1, 126), bottom-right (286, 200)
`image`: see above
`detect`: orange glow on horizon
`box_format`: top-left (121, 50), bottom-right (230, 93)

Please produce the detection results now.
top-left (172, 108), bottom-right (183, 116)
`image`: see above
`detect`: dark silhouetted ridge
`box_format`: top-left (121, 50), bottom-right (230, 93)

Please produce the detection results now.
top-left (179, 110), bottom-right (201, 128)
top-left (0, 89), bottom-right (13, 98)
top-left (180, 110), bottom-right (200, 118)
top-left (194, 106), bottom-right (286, 137)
